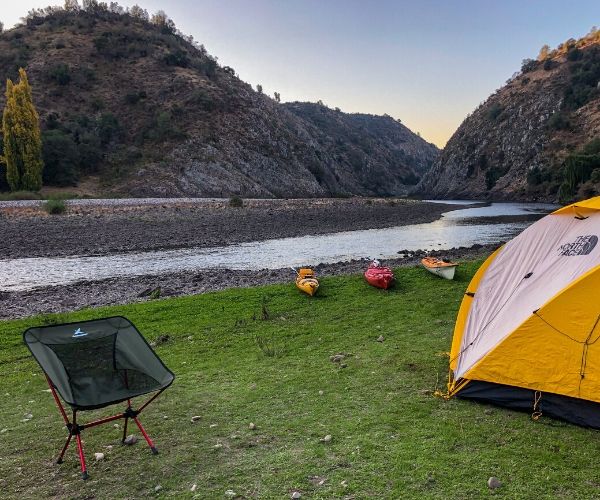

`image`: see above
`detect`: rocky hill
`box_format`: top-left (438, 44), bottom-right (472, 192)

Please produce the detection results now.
top-left (0, 5), bottom-right (438, 198)
top-left (418, 30), bottom-right (600, 202)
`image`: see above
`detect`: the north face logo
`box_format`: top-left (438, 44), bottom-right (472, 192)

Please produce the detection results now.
top-left (559, 235), bottom-right (598, 256)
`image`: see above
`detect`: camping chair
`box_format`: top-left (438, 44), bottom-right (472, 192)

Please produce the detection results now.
top-left (24, 316), bottom-right (175, 480)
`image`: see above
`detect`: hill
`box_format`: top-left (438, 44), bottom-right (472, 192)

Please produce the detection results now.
top-left (418, 29), bottom-right (600, 202)
top-left (0, 4), bottom-right (438, 198)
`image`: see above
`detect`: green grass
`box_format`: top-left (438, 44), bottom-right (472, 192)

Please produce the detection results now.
top-left (1, 262), bottom-right (599, 498)
top-left (0, 191), bottom-right (43, 201)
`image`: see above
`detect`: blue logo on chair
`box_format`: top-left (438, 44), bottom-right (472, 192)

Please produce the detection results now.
top-left (72, 328), bottom-right (88, 338)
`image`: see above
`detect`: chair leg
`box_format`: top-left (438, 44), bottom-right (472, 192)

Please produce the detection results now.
top-left (56, 431), bottom-right (73, 464)
top-left (133, 416), bottom-right (158, 455)
top-left (122, 417), bottom-right (129, 443)
top-left (75, 433), bottom-right (88, 480)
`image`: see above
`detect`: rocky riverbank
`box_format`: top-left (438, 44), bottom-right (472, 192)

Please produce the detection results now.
top-left (0, 244), bottom-right (497, 319)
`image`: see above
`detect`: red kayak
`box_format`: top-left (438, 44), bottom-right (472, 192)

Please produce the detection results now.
top-left (364, 261), bottom-right (394, 289)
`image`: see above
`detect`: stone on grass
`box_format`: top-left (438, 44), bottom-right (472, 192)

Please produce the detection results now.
top-left (154, 484), bottom-right (162, 492)
top-left (94, 452), bottom-right (105, 461)
top-left (123, 434), bottom-right (138, 445)
top-left (377, 335), bottom-right (385, 342)
top-left (487, 477), bottom-right (502, 489)
top-left (114, 423), bottom-right (120, 429)
top-left (191, 415), bottom-right (202, 422)
top-left (191, 483), bottom-right (197, 492)
top-left (330, 354), bottom-right (345, 363)
top-left (249, 422), bottom-right (257, 430)
top-left (291, 491), bottom-right (302, 499)
top-left (23, 413), bottom-right (33, 420)
top-left (320, 434), bottom-right (332, 443)
top-left (225, 490), bottom-right (236, 497)
top-left (318, 390), bottom-right (324, 396)
top-left (341, 480), bottom-right (348, 488)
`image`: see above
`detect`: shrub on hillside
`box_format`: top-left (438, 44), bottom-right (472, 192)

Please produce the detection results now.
top-left (47, 63), bottom-right (71, 85)
top-left (547, 112), bottom-right (572, 131)
top-left (229, 195), bottom-right (244, 208)
top-left (43, 198), bottom-right (66, 215)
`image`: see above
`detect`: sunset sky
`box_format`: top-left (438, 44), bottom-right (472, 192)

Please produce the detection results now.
top-left (4, 0), bottom-right (600, 147)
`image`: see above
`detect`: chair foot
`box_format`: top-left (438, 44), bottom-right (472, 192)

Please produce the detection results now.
top-left (151, 446), bottom-right (159, 455)
top-left (81, 471), bottom-right (89, 480)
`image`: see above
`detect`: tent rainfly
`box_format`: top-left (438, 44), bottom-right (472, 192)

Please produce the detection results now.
top-left (447, 196), bottom-right (600, 428)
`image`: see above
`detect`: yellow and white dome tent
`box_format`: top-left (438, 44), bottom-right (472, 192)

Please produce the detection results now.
top-left (447, 196), bottom-right (600, 427)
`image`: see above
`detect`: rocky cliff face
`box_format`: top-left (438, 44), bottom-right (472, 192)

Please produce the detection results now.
top-left (0, 7), bottom-right (438, 198)
top-left (419, 38), bottom-right (600, 202)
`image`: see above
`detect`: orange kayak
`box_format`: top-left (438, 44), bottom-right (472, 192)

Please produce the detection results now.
top-left (296, 268), bottom-right (319, 296)
top-left (421, 257), bottom-right (458, 280)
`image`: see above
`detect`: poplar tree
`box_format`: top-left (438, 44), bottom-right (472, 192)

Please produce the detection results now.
top-left (2, 68), bottom-right (44, 191)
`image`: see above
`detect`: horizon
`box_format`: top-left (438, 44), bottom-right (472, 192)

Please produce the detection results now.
top-left (3, 0), bottom-right (600, 147)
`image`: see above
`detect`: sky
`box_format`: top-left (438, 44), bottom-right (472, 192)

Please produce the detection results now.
top-left (3, 1), bottom-right (600, 147)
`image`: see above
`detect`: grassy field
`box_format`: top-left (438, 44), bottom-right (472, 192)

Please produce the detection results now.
top-left (1, 261), bottom-right (600, 499)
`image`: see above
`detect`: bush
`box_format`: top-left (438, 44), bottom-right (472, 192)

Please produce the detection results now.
top-left (163, 50), bottom-right (189, 67)
top-left (543, 59), bottom-right (557, 71)
top-left (43, 198), bottom-right (67, 215)
top-left (487, 103), bottom-right (504, 121)
top-left (521, 58), bottom-right (538, 73)
top-left (48, 63), bottom-right (71, 85)
top-left (229, 195), bottom-right (244, 208)
top-left (547, 112), bottom-right (571, 131)
top-left (485, 167), bottom-right (508, 190)
top-left (42, 129), bottom-right (79, 186)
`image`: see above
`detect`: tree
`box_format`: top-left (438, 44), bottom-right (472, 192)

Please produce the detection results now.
top-left (273, 92), bottom-right (281, 102)
top-left (151, 10), bottom-right (176, 33)
top-left (129, 4), bottom-right (149, 21)
top-left (538, 44), bottom-right (550, 61)
top-left (2, 68), bottom-right (44, 191)
top-left (256, 84), bottom-right (263, 94)
top-left (64, 0), bottom-right (80, 11)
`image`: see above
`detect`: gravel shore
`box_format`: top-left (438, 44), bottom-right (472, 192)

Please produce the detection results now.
top-left (0, 197), bottom-right (461, 259)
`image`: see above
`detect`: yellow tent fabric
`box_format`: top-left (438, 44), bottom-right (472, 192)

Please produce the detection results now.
top-left (448, 197), bottom-right (600, 427)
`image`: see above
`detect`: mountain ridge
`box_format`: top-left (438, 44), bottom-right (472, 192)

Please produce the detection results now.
top-left (0, 5), bottom-right (438, 198)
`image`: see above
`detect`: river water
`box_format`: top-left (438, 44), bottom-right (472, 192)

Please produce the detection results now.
top-left (0, 202), bottom-right (557, 292)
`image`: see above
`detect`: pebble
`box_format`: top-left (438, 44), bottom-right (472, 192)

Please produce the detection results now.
top-left (114, 423), bottom-right (120, 429)
top-left (320, 434), bottom-right (332, 443)
top-left (249, 422), bottom-right (257, 430)
top-left (0, 429), bottom-right (8, 433)
top-left (191, 415), bottom-right (202, 422)
top-left (23, 413), bottom-right (33, 420)
top-left (291, 492), bottom-right (301, 499)
top-left (340, 363), bottom-right (347, 368)
top-left (318, 390), bottom-right (324, 396)
top-left (330, 354), bottom-right (345, 363)
top-left (377, 335), bottom-right (385, 342)
top-left (213, 443), bottom-right (223, 449)
top-left (225, 490), bottom-right (236, 497)
top-left (487, 477), bottom-right (502, 489)
top-left (94, 452), bottom-right (105, 461)
top-left (155, 485), bottom-right (162, 492)
top-left (163, 415), bottom-right (169, 420)
top-left (210, 423), bottom-right (218, 428)
top-left (191, 483), bottom-right (197, 492)
top-left (123, 434), bottom-right (138, 445)
top-left (341, 480), bottom-right (348, 488)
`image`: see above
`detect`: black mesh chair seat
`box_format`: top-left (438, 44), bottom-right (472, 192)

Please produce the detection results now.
top-left (24, 316), bottom-right (174, 410)
top-left (24, 316), bottom-right (175, 479)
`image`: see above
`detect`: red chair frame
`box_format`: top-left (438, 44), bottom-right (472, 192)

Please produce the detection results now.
top-left (45, 373), bottom-right (165, 480)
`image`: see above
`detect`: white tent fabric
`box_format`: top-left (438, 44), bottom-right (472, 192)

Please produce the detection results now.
top-left (454, 212), bottom-right (600, 379)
